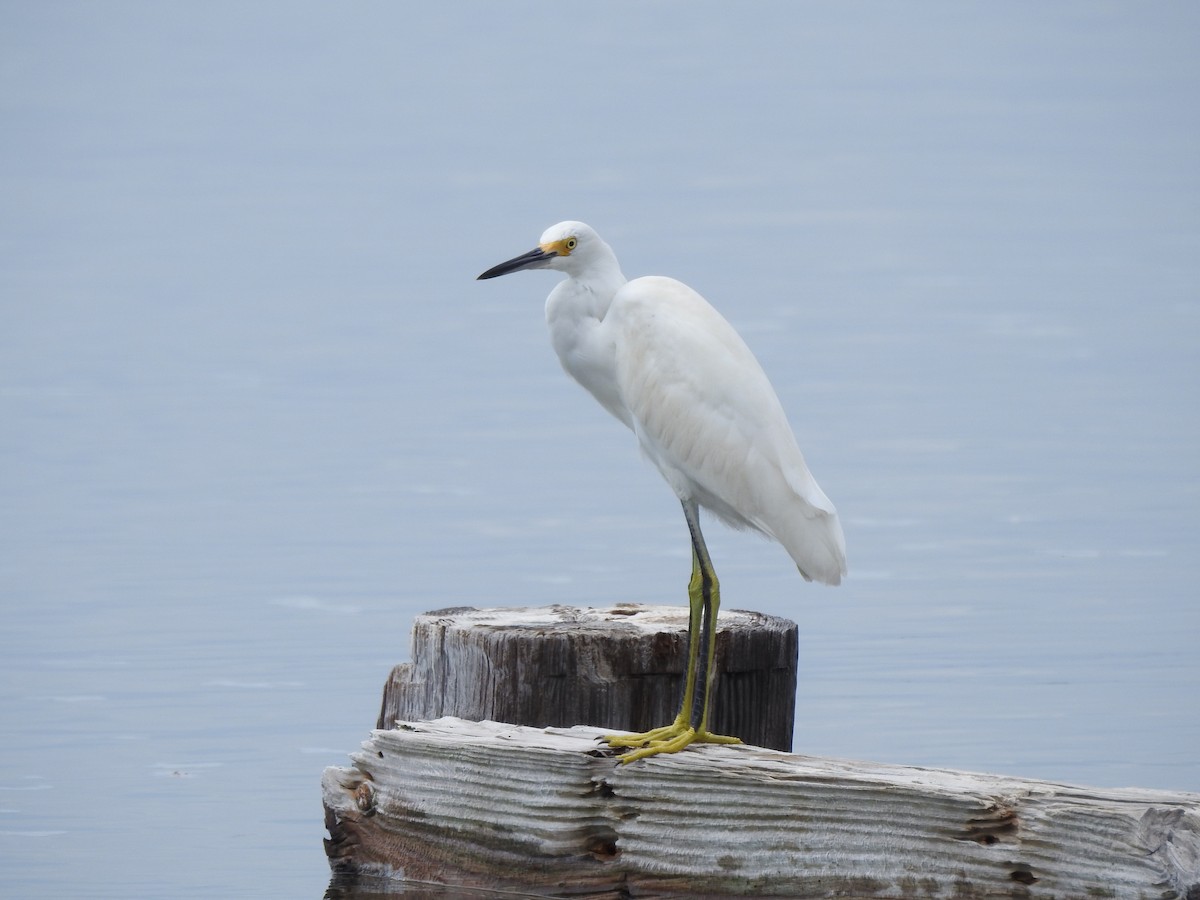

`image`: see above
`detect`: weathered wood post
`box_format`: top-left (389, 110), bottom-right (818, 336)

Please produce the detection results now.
top-left (324, 604), bottom-right (1200, 897)
top-left (376, 604), bottom-right (798, 751)
top-left (324, 720), bottom-right (1200, 898)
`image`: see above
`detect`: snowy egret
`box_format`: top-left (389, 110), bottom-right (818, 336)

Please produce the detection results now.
top-left (478, 221), bottom-right (846, 762)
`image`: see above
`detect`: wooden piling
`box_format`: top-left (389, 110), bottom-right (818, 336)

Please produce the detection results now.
top-left (376, 604), bottom-right (798, 752)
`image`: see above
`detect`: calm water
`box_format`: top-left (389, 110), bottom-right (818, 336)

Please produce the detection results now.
top-left (2, 4), bottom-right (1198, 897)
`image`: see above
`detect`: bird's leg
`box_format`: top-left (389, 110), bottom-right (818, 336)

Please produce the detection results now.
top-left (603, 551), bottom-right (701, 749)
top-left (603, 500), bottom-right (741, 762)
top-left (679, 502), bottom-right (738, 746)
top-left (678, 550), bottom-right (704, 727)
top-left (690, 546), bottom-right (717, 732)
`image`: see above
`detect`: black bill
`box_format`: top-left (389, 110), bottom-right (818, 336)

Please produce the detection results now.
top-left (477, 246), bottom-right (557, 280)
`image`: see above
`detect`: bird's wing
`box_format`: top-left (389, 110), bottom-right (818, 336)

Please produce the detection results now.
top-left (609, 276), bottom-right (845, 584)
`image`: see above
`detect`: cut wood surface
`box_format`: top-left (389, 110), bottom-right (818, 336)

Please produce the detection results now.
top-left (323, 717), bottom-right (1200, 899)
top-left (378, 604), bottom-right (798, 752)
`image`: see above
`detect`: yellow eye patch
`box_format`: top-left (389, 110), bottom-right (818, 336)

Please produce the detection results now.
top-left (539, 236), bottom-right (578, 256)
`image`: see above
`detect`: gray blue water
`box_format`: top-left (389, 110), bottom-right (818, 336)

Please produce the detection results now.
top-left (2, 4), bottom-right (1198, 897)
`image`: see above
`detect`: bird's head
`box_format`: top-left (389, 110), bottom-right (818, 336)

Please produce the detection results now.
top-left (477, 221), bottom-right (606, 280)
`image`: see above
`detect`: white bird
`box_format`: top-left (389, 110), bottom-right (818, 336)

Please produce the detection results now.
top-left (478, 221), bottom-right (845, 761)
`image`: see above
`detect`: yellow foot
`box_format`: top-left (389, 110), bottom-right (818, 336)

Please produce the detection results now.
top-left (603, 721), bottom-right (741, 764)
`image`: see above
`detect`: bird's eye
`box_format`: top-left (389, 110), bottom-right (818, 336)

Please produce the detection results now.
top-left (564, 237), bottom-right (578, 251)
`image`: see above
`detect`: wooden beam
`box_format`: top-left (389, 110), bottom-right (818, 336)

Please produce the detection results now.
top-left (324, 718), bottom-right (1200, 898)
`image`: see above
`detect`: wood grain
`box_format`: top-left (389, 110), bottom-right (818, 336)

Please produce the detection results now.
top-left (324, 718), bottom-right (1200, 899)
top-left (377, 604), bottom-right (798, 752)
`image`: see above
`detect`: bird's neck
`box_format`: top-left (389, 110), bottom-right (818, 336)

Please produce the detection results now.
top-left (547, 248), bottom-right (627, 324)
top-left (544, 260), bottom-right (633, 428)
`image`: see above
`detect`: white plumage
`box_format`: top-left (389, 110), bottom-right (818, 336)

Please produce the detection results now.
top-left (478, 219), bottom-right (845, 760)
top-left (484, 220), bottom-right (846, 586)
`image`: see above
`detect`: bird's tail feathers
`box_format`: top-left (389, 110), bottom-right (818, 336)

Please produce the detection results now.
top-left (775, 505), bottom-right (847, 587)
